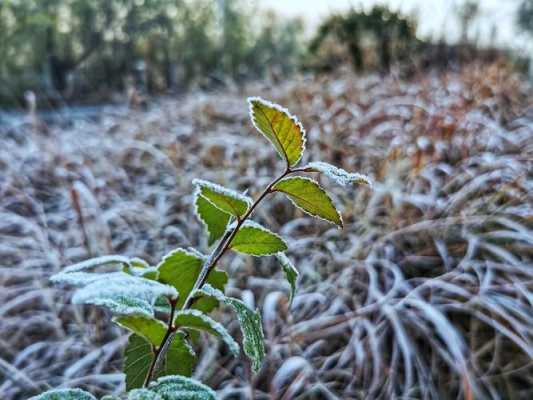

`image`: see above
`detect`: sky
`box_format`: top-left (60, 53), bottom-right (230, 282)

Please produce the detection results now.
top-left (260, 0), bottom-right (529, 50)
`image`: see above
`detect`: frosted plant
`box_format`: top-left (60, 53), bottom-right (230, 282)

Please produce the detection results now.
top-left (35, 97), bottom-right (371, 399)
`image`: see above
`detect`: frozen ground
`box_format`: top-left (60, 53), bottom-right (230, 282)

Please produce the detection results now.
top-left (1, 64), bottom-right (532, 399)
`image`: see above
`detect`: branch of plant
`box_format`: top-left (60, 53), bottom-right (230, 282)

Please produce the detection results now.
top-left (144, 165), bottom-right (303, 385)
top-left (143, 298), bottom-right (177, 387)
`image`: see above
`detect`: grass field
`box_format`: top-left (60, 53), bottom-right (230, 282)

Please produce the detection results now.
top-left (1, 62), bottom-right (532, 399)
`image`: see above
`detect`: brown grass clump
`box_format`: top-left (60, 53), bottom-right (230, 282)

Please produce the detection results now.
top-left (1, 63), bottom-right (532, 399)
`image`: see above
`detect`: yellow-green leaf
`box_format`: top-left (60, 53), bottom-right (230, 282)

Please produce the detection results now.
top-left (272, 176), bottom-right (343, 227)
top-left (114, 315), bottom-right (167, 345)
top-left (230, 221), bottom-right (288, 256)
top-left (248, 97), bottom-right (306, 167)
top-left (193, 179), bottom-right (251, 218)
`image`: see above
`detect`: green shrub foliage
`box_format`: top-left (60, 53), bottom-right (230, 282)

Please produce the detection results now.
top-left (39, 97), bottom-right (371, 398)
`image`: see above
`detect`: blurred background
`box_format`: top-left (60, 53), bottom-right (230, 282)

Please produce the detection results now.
top-left (1, 0), bottom-right (532, 108)
top-left (1, 1), bottom-right (532, 399)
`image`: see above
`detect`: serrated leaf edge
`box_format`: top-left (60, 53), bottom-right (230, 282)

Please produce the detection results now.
top-left (192, 179), bottom-right (252, 216)
top-left (247, 96), bottom-right (307, 167)
top-left (275, 252), bottom-right (299, 304)
top-left (174, 309), bottom-right (240, 356)
top-left (230, 220), bottom-right (289, 257)
top-left (305, 161), bottom-right (372, 187)
top-left (193, 189), bottom-right (231, 246)
top-left (273, 176), bottom-right (343, 228)
top-left (155, 247), bottom-right (204, 271)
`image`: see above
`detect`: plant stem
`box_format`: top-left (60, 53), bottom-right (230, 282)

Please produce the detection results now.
top-left (143, 298), bottom-right (177, 387)
top-left (144, 166), bottom-right (295, 386)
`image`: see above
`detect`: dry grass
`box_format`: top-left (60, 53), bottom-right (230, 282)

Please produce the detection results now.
top-left (1, 62), bottom-right (532, 399)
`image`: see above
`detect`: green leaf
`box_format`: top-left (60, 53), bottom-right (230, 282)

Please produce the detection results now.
top-left (157, 248), bottom-right (228, 313)
top-left (127, 389), bottom-right (162, 400)
top-left (198, 284), bottom-right (265, 373)
top-left (272, 176), bottom-right (343, 228)
top-left (194, 191), bottom-right (231, 246)
top-left (229, 221), bottom-right (288, 256)
top-left (248, 97), bottom-right (306, 167)
top-left (130, 258), bottom-right (151, 268)
top-left (124, 333), bottom-right (196, 391)
top-left (174, 309), bottom-right (239, 356)
top-left (71, 273), bottom-right (178, 317)
top-left (304, 161), bottom-right (372, 187)
top-left (192, 179), bottom-right (251, 218)
top-left (275, 253), bottom-right (299, 305)
top-left (147, 375), bottom-right (216, 400)
top-left (29, 389), bottom-right (96, 400)
top-left (124, 334), bottom-right (153, 391)
top-left (156, 332), bottom-right (196, 380)
top-left (114, 315), bottom-right (167, 345)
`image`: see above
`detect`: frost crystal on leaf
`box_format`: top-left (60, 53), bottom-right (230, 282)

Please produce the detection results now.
top-left (29, 388), bottom-right (97, 400)
top-left (173, 309), bottom-right (240, 356)
top-left (248, 96), bottom-right (307, 167)
top-left (198, 284), bottom-right (266, 373)
top-left (50, 271), bottom-right (127, 287)
top-left (127, 389), bottom-right (163, 400)
top-left (147, 375), bottom-right (217, 400)
top-left (275, 253), bottom-right (299, 305)
top-left (61, 255), bottom-right (131, 273)
top-left (192, 179), bottom-right (252, 218)
top-left (72, 273), bottom-right (178, 317)
top-left (194, 189), bottom-right (231, 246)
top-left (306, 161), bottom-right (372, 187)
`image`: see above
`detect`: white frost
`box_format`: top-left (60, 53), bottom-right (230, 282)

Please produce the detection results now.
top-left (50, 271), bottom-right (127, 287)
top-left (192, 178), bottom-right (252, 206)
top-left (61, 255), bottom-right (131, 274)
top-left (247, 96), bottom-right (307, 166)
top-left (306, 161), bottom-right (372, 187)
top-left (175, 309), bottom-right (240, 356)
top-left (72, 273), bottom-right (178, 317)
